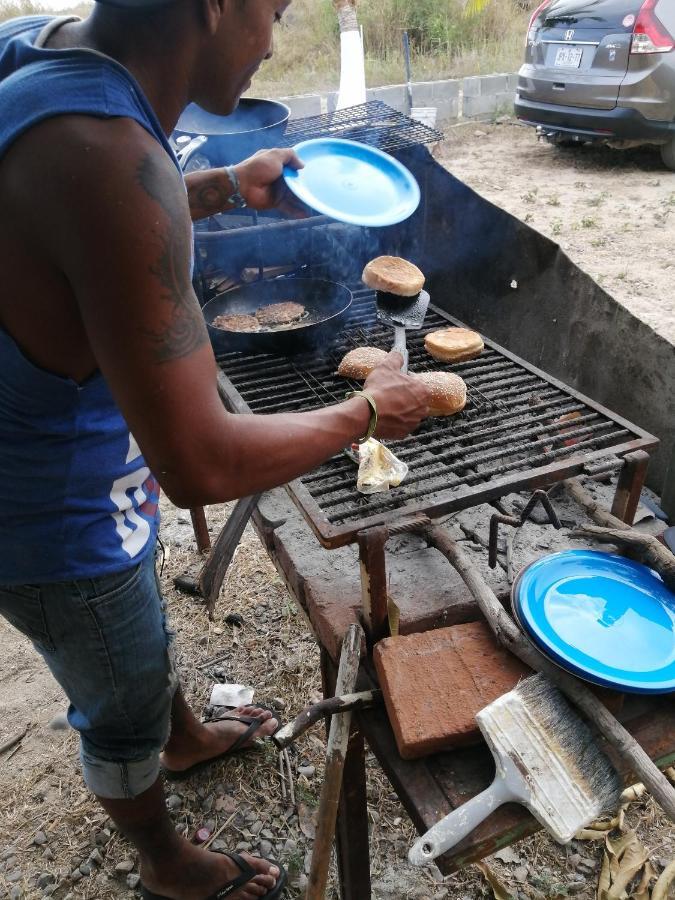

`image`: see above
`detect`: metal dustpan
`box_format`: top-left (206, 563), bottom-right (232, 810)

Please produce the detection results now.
top-left (376, 289), bottom-right (430, 373)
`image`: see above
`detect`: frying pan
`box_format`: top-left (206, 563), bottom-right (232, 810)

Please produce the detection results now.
top-left (203, 277), bottom-right (353, 355)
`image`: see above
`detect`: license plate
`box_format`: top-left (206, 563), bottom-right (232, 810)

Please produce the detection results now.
top-left (554, 46), bottom-right (583, 67)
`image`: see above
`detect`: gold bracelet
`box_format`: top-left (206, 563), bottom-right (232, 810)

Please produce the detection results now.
top-left (346, 390), bottom-right (378, 444)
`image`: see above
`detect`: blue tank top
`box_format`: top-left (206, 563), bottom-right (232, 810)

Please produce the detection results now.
top-left (0, 16), bottom-right (179, 583)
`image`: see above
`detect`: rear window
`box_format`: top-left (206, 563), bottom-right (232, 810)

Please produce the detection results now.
top-left (544, 0), bottom-right (643, 29)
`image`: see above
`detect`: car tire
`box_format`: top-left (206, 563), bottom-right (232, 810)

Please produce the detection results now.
top-left (661, 137), bottom-right (675, 171)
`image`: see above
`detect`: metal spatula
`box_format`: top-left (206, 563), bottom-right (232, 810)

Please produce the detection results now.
top-left (376, 289), bottom-right (430, 374)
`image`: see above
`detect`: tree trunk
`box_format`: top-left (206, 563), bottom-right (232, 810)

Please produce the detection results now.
top-left (333, 0), bottom-right (358, 33)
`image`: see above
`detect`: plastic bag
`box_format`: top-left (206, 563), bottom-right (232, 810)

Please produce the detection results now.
top-left (357, 438), bottom-right (408, 494)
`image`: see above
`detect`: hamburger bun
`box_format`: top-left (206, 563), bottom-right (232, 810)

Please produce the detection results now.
top-left (362, 256), bottom-right (425, 297)
top-left (424, 327), bottom-right (484, 364)
top-left (338, 346), bottom-right (389, 381)
top-left (412, 371), bottom-right (467, 417)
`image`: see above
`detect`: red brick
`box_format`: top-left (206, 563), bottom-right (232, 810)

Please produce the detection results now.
top-left (374, 622), bottom-right (531, 760)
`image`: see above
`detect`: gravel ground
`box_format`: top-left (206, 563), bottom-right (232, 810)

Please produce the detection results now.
top-left (436, 119), bottom-right (675, 345)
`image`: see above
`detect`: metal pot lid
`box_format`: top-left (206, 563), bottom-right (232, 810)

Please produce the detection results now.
top-left (282, 138), bottom-right (420, 227)
top-left (512, 549), bottom-right (675, 694)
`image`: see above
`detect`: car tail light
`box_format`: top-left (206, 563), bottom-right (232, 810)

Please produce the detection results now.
top-left (631, 0), bottom-right (675, 53)
top-left (526, 0), bottom-right (552, 46)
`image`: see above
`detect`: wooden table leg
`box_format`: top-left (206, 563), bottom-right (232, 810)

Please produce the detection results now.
top-left (189, 507), bottom-right (211, 553)
top-left (335, 723), bottom-right (372, 900)
top-left (358, 526), bottom-right (390, 646)
top-left (610, 450), bottom-right (650, 525)
top-left (321, 649), bottom-right (372, 900)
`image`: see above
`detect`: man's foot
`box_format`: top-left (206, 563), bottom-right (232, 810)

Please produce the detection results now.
top-left (160, 705), bottom-right (278, 775)
top-left (141, 839), bottom-right (283, 899)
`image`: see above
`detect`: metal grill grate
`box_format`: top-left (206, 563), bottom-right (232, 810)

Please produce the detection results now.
top-left (283, 101), bottom-right (443, 153)
top-left (216, 288), bottom-right (656, 548)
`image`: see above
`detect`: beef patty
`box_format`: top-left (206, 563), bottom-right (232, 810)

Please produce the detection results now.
top-left (255, 301), bottom-right (306, 327)
top-left (211, 313), bottom-right (260, 333)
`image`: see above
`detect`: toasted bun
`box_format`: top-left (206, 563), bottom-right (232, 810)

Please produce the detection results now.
top-left (413, 371), bottom-right (467, 417)
top-left (424, 328), bottom-right (484, 364)
top-left (338, 347), bottom-right (389, 381)
top-left (362, 256), bottom-right (425, 297)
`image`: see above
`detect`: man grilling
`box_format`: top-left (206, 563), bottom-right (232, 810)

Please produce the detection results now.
top-left (0, 0), bottom-right (429, 897)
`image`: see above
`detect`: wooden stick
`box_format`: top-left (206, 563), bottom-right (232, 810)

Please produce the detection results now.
top-left (572, 524), bottom-right (675, 592)
top-left (565, 476), bottom-right (675, 591)
top-left (284, 749), bottom-right (295, 808)
top-left (189, 507), bottom-right (211, 553)
top-left (272, 690), bottom-right (381, 750)
top-left (424, 525), bottom-right (675, 823)
top-left (564, 477), bottom-right (630, 530)
top-left (278, 752), bottom-right (287, 802)
top-left (202, 494), bottom-right (260, 619)
top-left (0, 724), bottom-right (29, 756)
top-left (306, 624), bottom-right (364, 900)
top-left (202, 812), bottom-right (237, 850)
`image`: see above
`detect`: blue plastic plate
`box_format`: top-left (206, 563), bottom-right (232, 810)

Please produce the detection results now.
top-left (283, 138), bottom-right (421, 227)
top-left (512, 549), bottom-right (675, 694)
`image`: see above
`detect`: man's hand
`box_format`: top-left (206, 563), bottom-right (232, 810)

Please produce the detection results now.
top-left (233, 148), bottom-right (307, 217)
top-left (363, 351), bottom-right (430, 440)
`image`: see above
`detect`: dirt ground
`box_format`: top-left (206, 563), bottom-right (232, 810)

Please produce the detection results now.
top-left (437, 120), bottom-right (675, 345)
top-left (1, 126), bottom-right (675, 900)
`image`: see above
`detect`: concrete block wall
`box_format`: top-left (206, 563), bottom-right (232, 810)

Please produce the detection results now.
top-left (279, 71), bottom-right (517, 124)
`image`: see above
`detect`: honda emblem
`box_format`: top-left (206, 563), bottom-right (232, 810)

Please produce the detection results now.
top-left (564, 29), bottom-right (575, 41)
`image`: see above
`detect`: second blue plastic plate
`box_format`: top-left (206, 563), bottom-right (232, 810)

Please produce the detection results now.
top-left (283, 138), bottom-right (421, 227)
top-left (512, 549), bottom-right (675, 693)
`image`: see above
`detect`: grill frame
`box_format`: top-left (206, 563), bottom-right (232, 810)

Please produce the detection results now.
top-left (216, 289), bottom-right (658, 549)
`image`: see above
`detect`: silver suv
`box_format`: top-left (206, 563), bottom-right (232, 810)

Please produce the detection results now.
top-left (515, 0), bottom-right (675, 169)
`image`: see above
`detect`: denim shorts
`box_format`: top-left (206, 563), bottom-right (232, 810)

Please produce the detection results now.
top-left (0, 550), bottom-right (178, 799)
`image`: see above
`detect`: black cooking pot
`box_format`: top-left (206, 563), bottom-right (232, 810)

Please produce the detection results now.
top-left (204, 278), bottom-right (353, 356)
top-left (173, 98), bottom-right (291, 167)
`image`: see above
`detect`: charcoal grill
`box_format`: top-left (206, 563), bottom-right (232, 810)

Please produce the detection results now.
top-left (216, 286), bottom-right (658, 549)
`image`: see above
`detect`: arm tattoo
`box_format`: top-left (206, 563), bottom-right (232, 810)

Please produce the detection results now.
top-left (186, 171), bottom-right (233, 221)
top-left (135, 154), bottom-right (208, 363)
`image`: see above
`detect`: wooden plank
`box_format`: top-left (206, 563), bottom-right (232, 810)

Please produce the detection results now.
top-left (308, 626), bottom-right (364, 900)
top-left (358, 526), bottom-right (389, 643)
top-left (323, 651), bottom-right (372, 900)
top-left (610, 450), bottom-right (650, 525)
